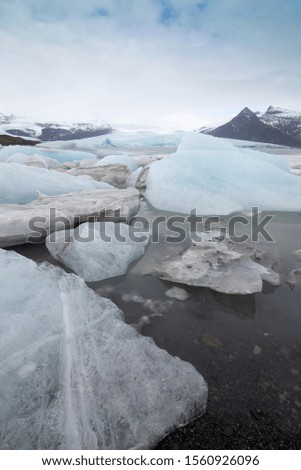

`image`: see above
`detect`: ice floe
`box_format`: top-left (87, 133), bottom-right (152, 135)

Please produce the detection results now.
top-left (46, 222), bottom-right (150, 282)
top-left (0, 188), bottom-right (140, 247)
top-left (136, 237), bottom-right (280, 294)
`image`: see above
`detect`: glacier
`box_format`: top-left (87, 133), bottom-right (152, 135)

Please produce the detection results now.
top-left (46, 222), bottom-right (150, 282)
top-left (38, 132), bottom-right (182, 153)
top-left (0, 249), bottom-right (207, 449)
top-left (0, 162), bottom-right (112, 204)
top-left (145, 133), bottom-right (301, 215)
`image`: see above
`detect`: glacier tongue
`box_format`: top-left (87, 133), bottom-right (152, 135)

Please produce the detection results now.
top-left (145, 133), bottom-right (301, 215)
top-left (0, 249), bottom-right (207, 450)
top-left (46, 222), bottom-right (150, 282)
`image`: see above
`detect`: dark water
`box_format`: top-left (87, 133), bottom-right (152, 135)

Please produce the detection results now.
top-left (10, 210), bottom-right (301, 449)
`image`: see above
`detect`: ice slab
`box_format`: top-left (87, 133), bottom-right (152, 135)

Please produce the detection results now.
top-left (0, 145), bottom-right (96, 163)
top-left (0, 188), bottom-right (140, 247)
top-left (95, 154), bottom-right (139, 172)
top-left (66, 164), bottom-right (130, 186)
top-left (0, 249), bottom-right (207, 449)
top-left (46, 222), bottom-right (150, 281)
top-left (135, 237), bottom-right (280, 294)
top-left (145, 133), bottom-right (301, 215)
top-left (6, 152), bottom-right (63, 169)
top-left (0, 162), bottom-right (112, 204)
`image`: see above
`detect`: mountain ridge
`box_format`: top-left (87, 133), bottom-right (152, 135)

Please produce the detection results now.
top-left (199, 106), bottom-right (301, 148)
top-left (0, 112), bottom-right (112, 142)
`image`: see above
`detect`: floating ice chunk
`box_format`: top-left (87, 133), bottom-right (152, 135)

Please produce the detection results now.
top-left (66, 164), bottom-right (130, 186)
top-left (295, 249), bottom-right (301, 261)
top-left (6, 153), bottom-right (63, 170)
top-left (46, 222), bottom-right (150, 282)
top-left (145, 133), bottom-right (300, 215)
top-left (165, 286), bottom-right (190, 301)
top-left (0, 162), bottom-right (112, 204)
top-left (136, 237), bottom-right (280, 294)
top-left (0, 145), bottom-right (96, 163)
top-left (0, 249), bottom-right (207, 449)
top-left (0, 188), bottom-right (140, 247)
top-left (95, 154), bottom-right (139, 172)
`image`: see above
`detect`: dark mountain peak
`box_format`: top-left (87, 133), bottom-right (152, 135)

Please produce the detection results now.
top-left (201, 106), bottom-right (301, 148)
top-left (266, 105), bottom-right (276, 113)
top-left (239, 107), bottom-right (256, 117)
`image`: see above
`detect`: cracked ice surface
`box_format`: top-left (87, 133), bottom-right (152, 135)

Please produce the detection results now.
top-left (0, 249), bottom-right (207, 449)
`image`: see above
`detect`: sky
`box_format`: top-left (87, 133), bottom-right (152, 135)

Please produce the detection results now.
top-left (0, 0), bottom-right (300, 129)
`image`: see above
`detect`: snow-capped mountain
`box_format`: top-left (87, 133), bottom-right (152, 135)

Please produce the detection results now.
top-left (258, 106), bottom-right (301, 141)
top-left (200, 107), bottom-right (301, 148)
top-left (0, 112), bottom-right (112, 142)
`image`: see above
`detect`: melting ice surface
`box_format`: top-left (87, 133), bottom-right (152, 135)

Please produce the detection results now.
top-left (0, 249), bottom-right (207, 450)
top-left (145, 133), bottom-right (301, 215)
top-left (0, 163), bottom-right (112, 204)
top-left (46, 222), bottom-right (149, 282)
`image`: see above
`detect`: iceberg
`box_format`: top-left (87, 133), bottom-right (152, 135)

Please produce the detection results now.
top-left (0, 188), bottom-right (140, 247)
top-left (0, 162), bottom-right (112, 204)
top-left (145, 133), bottom-right (301, 215)
top-left (66, 164), bottom-right (130, 186)
top-left (0, 249), bottom-right (207, 449)
top-left (46, 222), bottom-right (150, 282)
top-left (95, 154), bottom-right (139, 172)
top-left (0, 145), bottom-right (96, 163)
top-left (6, 152), bottom-right (64, 169)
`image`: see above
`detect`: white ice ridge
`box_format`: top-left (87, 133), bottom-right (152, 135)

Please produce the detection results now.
top-left (0, 249), bottom-right (207, 450)
top-left (46, 222), bottom-right (150, 282)
top-left (0, 162), bottom-right (112, 204)
top-left (0, 188), bottom-right (140, 247)
top-left (145, 133), bottom-right (301, 215)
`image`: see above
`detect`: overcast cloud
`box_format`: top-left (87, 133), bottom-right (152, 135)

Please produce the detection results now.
top-left (0, 0), bottom-right (300, 128)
